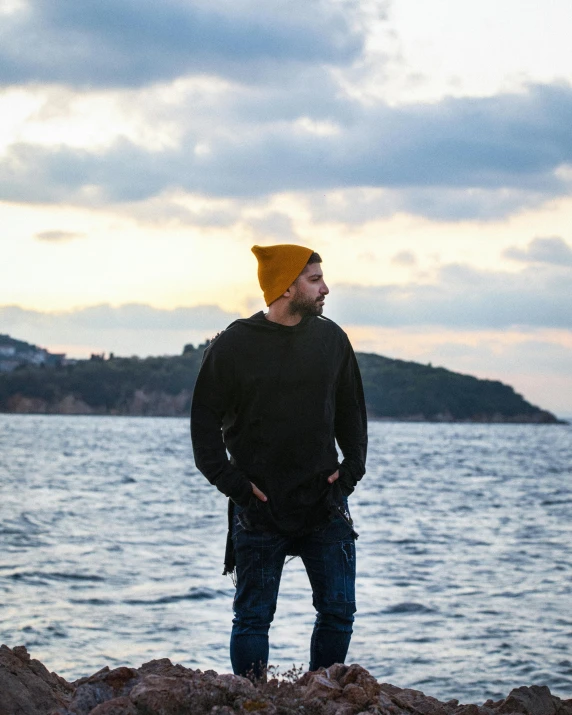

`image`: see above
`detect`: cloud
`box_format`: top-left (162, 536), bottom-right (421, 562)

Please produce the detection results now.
top-left (503, 236), bottom-right (572, 266)
top-left (0, 0), bottom-right (363, 89)
top-left (391, 250), bottom-right (417, 266)
top-left (326, 261), bottom-right (572, 330)
top-left (2, 83), bottom-right (572, 220)
top-left (34, 230), bottom-right (85, 242)
top-left (119, 194), bottom-right (244, 228)
top-left (305, 185), bottom-right (559, 224)
top-left (0, 303), bottom-right (240, 331)
top-left (0, 302), bottom-right (241, 357)
top-left (246, 212), bottom-right (299, 242)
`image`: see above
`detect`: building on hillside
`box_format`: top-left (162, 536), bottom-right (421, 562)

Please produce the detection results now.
top-left (0, 334), bottom-right (66, 372)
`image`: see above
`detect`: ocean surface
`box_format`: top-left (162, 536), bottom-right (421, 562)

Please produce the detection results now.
top-left (1, 415), bottom-right (571, 703)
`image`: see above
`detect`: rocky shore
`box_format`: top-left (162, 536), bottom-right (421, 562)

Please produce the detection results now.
top-left (0, 338), bottom-right (563, 423)
top-left (3, 390), bottom-right (192, 417)
top-left (1, 645), bottom-right (571, 715)
top-left (3, 391), bottom-right (562, 423)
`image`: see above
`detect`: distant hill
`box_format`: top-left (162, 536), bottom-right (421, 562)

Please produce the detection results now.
top-left (357, 352), bottom-right (558, 422)
top-left (0, 334), bottom-right (66, 372)
top-left (0, 334), bottom-right (34, 352)
top-left (0, 336), bottom-right (560, 422)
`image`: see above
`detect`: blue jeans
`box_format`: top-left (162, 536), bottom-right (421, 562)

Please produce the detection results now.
top-left (230, 504), bottom-right (356, 678)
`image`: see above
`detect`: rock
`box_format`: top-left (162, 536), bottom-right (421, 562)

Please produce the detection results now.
top-left (0, 645), bottom-right (73, 715)
top-left (343, 682), bottom-right (370, 708)
top-left (323, 701), bottom-right (355, 715)
top-left (303, 673), bottom-right (344, 700)
top-left (454, 705), bottom-right (481, 715)
top-left (65, 666), bottom-right (139, 715)
top-left (340, 664), bottom-right (382, 702)
top-left (1, 645), bottom-right (571, 715)
top-left (128, 674), bottom-right (195, 715)
top-left (13, 646), bottom-right (32, 663)
top-left (128, 666), bottom-right (257, 715)
top-left (379, 683), bottom-right (460, 715)
top-left (212, 672), bottom-right (255, 697)
top-left (89, 698), bottom-right (138, 715)
top-left (497, 686), bottom-right (565, 715)
top-left (2, 389), bottom-right (193, 417)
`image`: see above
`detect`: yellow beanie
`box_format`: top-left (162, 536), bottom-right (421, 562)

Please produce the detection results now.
top-left (251, 244), bottom-right (314, 306)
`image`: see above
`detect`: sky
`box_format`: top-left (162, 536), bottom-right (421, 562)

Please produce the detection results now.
top-left (1, 0), bottom-right (572, 416)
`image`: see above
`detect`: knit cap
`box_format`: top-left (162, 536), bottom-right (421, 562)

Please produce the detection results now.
top-left (251, 244), bottom-right (314, 306)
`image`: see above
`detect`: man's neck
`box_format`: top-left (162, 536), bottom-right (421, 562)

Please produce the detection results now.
top-left (265, 303), bottom-right (303, 326)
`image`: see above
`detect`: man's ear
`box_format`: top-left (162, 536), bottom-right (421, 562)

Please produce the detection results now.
top-left (283, 283), bottom-right (295, 298)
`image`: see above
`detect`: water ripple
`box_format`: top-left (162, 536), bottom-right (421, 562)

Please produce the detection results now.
top-left (1, 415), bottom-right (571, 703)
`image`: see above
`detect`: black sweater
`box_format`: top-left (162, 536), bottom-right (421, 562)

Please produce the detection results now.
top-left (191, 311), bottom-right (367, 537)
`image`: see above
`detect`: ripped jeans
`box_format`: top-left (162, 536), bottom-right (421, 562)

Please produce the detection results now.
top-left (230, 504), bottom-right (356, 678)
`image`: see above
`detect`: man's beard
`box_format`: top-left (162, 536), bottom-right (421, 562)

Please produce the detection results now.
top-left (288, 295), bottom-right (324, 317)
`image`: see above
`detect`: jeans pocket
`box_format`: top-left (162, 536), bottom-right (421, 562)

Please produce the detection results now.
top-left (232, 506), bottom-right (255, 538)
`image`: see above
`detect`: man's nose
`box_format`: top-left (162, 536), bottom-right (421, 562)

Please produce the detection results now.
top-left (321, 282), bottom-right (329, 295)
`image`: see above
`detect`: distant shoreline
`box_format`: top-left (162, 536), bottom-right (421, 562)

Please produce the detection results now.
top-left (0, 338), bottom-right (564, 424)
top-left (0, 410), bottom-right (568, 425)
top-left (368, 415), bottom-right (570, 425)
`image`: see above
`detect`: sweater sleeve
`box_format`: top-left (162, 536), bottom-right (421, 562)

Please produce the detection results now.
top-left (335, 339), bottom-right (368, 496)
top-left (190, 340), bottom-right (253, 507)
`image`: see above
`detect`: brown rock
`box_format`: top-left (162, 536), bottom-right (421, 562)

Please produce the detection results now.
top-left (377, 689), bottom-right (408, 715)
top-left (66, 665), bottom-right (140, 715)
top-left (325, 664), bottom-right (351, 682)
top-left (2, 644), bottom-right (570, 715)
top-left (129, 674), bottom-right (194, 715)
top-left (241, 698), bottom-right (278, 714)
top-left (6, 395), bottom-right (48, 413)
top-left (454, 705), bottom-right (481, 715)
top-left (72, 666), bottom-right (139, 694)
top-left (340, 664), bottom-right (382, 702)
top-left (303, 673), bottom-right (344, 701)
top-left (66, 680), bottom-right (115, 714)
top-left (54, 395), bottom-right (94, 415)
top-left (343, 682), bottom-right (369, 709)
top-left (380, 684), bottom-right (454, 715)
top-left (89, 697), bottom-right (137, 715)
top-left (484, 699), bottom-right (506, 709)
top-left (137, 658), bottom-right (188, 678)
top-left (498, 686), bottom-right (561, 715)
top-left (126, 389), bottom-right (192, 417)
top-left (212, 672), bottom-right (255, 697)
top-left (128, 667), bottom-right (256, 715)
top-left (323, 701), bottom-right (355, 715)
top-left (0, 644), bottom-right (73, 715)
top-left (13, 646), bottom-right (32, 664)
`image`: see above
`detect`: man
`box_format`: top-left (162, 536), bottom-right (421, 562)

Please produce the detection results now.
top-left (191, 244), bottom-right (367, 678)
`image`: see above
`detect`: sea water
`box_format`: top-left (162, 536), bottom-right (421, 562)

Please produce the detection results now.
top-left (1, 414), bottom-right (571, 703)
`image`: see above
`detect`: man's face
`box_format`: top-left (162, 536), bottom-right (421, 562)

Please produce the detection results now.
top-left (288, 262), bottom-right (329, 317)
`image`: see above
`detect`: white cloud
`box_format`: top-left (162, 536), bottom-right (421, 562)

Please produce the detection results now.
top-left (35, 230), bottom-right (85, 243)
top-left (246, 212), bottom-right (299, 242)
top-left (0, 303), bottom-right (240, 357)
top-left (3, 83), bottom-right (572, 222)
top-left (1, 303), bottom-right (239, 331)
top-left (327, 261), bottom-right (572, 329)
top-left (0, 0), bottom-right (363, 89)
top-left (391, 250), bottom-right (417, 266)
top-left (503, 236), bottom-right (572, 266)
